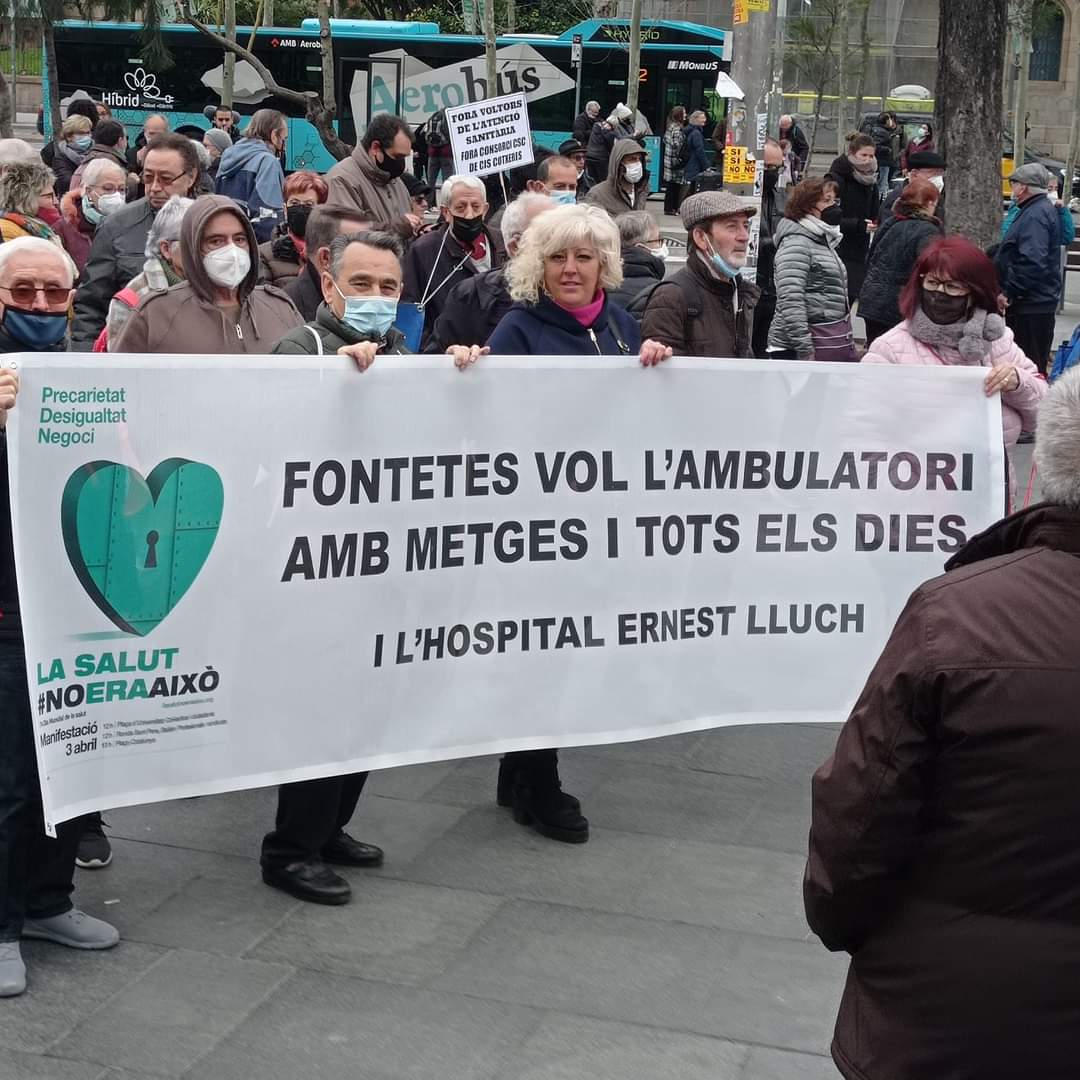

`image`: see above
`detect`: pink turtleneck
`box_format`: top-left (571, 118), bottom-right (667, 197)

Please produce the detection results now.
top-left (554, 290), bottom-right (605, 327)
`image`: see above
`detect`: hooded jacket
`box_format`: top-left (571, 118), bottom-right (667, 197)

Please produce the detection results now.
top-left (585, 139), bottom-right (650, 218)
top-left (486, 291), bottom-right (641, 356)
top-left (113, 194), bottom-right (302, 354)
top-left (324, 143), bottom-right (413, 237)
top-left (214, 137), bottom-right (286, 243)
top-left (273, 301), bottom-right (409, 356)
top-left (767, 216), bottom-right (850, 358)
top-left (806, 502), bottom-right (1080, 1080)
top-left (826, 154), bottom-right (881, 301)
top-left (71, 196), bottom-right (155, 349)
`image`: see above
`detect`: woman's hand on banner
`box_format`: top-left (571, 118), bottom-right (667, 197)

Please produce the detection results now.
top-left (338, 342), bottom-right (380, 372)
top-left (639, 340), bottom-right (673, 368)
top-left (984, 363), bottom-right (1020, 396)
top-left (448, 344), bottom-right (490, 371)
top-left (0, 368), bottom-right (19, 426)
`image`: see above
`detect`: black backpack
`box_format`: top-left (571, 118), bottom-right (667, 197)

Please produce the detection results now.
top-left (427, 109), bottom-right (449, 149)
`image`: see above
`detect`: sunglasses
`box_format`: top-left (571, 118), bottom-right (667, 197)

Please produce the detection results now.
top-left (2, 284), bottom-right (71, 306)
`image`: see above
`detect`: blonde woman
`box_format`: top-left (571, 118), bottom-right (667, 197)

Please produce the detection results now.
top-left (53, 115), bottom-right (94, 196)
top-left (485, 203), bottom-right (670, 363)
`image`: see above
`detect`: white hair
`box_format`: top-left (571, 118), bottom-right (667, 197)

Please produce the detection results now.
top-left (189, 138), bottom-right (211, 169)
top-left (145, 194), bottom-right (194, 258)
top-left (0, 236), bottom-right (76, 286)
top-left (501, 192), bottom-right (553, 250)
top-left (438, 173), bottom-right (486, 208)
top-left (0, 138), bottom-right (37, 167)
top-left (1034, 368), bottom-right (1080, 509)
top-left (506, 203), bottom-right (622, 303)
top-left (81, 157), bottom-right (126, 190)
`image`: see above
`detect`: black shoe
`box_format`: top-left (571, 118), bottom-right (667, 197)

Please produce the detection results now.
top-left (75, 813), bottom-right (112, 869)
top-left (1017, 430), bottom-right (1035, 444)
top-left (321, 831), bottom-right (384, 868)
top-left (499, 751), bottom-right (589, 844)
top-left (261, 859), bottom-right (351, 904)
top-left (497, 754), bottom-right (581, 812)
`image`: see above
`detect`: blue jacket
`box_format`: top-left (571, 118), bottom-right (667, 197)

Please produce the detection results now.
top-left (486, 292), bottom-right (641, 355)
top-left (1001, 199), bottom-right (1075, 245)
top-left (995, 193), bottom-right (1062, 312)
top-left (214, 137), bottom-right (286, 243)
top-left (684, 125), bottom-right (710, 182)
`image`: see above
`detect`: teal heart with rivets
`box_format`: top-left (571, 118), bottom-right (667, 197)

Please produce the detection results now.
top-left (61, 459), bottom-right (224, 636)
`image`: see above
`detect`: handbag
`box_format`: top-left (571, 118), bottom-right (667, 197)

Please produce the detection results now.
top-left (809, 315), bottom-right (858, 362)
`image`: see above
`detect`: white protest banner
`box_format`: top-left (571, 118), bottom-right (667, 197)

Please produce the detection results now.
top-left (8, 358), bottom-right (1003, 830)
top-left (445, 90), bottom-right (534, 177)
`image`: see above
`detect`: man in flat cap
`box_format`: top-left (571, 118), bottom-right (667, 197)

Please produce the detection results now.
top-left (640, 190), bottom-right (759, 357)
top-left (995, 162), bottom-right (1062, 374)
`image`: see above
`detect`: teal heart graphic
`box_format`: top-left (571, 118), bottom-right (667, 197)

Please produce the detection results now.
top-left (61, 459), bottom-right (224, 637)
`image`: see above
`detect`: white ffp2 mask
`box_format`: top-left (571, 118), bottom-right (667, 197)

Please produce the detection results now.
top-left (203, 244), bottom-right (251, 288)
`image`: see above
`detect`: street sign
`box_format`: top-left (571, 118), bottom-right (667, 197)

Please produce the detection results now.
top-left (733, 0), bottom-right (748, 24)
top-left (571, 33), bottom-right (582, 66)
top-left (723, 145), bottom-right (757, 185)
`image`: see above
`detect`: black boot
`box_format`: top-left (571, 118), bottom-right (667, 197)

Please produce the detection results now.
top-left (498, 750), bottom-right (588, 844)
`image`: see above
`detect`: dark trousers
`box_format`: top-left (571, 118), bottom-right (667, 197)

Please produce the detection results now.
top-left (1007, 309), bottom-right (1056, 376)
top-left (663, 178), bottom-right (684, 215)
top-left (752, 294), bottom-right (777, 358)
top-left (863, 318), bottom-right (893, 347)
top-left (0, 636), bottom-right (80, 941)
top-left (260, 772), bottom-right (369, 868)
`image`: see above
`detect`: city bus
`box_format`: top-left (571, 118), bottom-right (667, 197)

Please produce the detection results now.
top-left (48, 17), bottom-right (732, 182)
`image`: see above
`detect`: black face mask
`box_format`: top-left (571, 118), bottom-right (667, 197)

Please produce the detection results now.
top-left (821, 204), bottom-right (843, 226)
top-left (921, 288), bottom-right (970, 325)
top-left (450, 214), bottom-right (485, 245)
top-left (376, 148), bottom-right (407, 178)
top-left (286, 203), bottom-right (312, 238)
top-left (763, 165), bottom-right (780, 193)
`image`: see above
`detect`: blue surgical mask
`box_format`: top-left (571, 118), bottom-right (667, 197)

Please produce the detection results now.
top-left (2, 307), bottom-right (67, 349)
top-left (334, 284), bottom-right (397, 339)
top-left (72, 134), bottom-right (93, 152)
top-left (82, 199), bottom-right (103, 226)
top-left (706, 240), bottom-right (743, 280)
top-left (549, 190), bottom-right (577, 206)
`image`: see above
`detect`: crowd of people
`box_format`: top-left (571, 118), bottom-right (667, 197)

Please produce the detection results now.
top-left (0, 97), bottom-right (1073, 1063)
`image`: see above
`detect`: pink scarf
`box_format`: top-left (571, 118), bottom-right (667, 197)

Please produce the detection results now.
top-left (554, 290), bottom-right (604, 328)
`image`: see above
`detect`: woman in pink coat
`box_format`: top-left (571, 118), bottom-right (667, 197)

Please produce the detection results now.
top-left (863, 236), bottom-right (1045, 506)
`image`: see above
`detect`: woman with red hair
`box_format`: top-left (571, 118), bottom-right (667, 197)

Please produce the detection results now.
top-left (258, 170), bottom-right (328, 286)
top-left (863, 235), bottom-right (1045, 499)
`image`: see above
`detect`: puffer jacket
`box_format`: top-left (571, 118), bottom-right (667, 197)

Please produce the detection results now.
top-left (767, 216), bottom-right (849, 358)
top-left (486, 292), bottom-right (641, 356)
top-left (995, 193), bottom-right (1062, 313)
top-left (862, 316), bottom-right (1044, 448)
top-left (273, 302), bottom-right (409, 355)
top-left (585, 139), bottom-right (650, 218)
top-left (640, 248), bottom-right (759, 357)
top-left (857, 212), bottom-right (942, 328)
top-left (827, 154), bottom-right (880, 300)
top-left (805, 502), bottom-right (1080, 1080)
top-left (114, 194), bottom-right (302, 354)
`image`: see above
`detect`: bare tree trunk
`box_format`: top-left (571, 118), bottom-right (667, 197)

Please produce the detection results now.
top-left (222, 0), bottom-right (236, 109)
top-left (43, 18), bottom-right (61, 141)
top-left (836, 0), bottom-right (849, 155)
top-left (1063, 45), bottom-right (1080, 205)
top-left (810, 86), bottom-right (824, 156)
top-left (506, 0), bottom-right (515, 32)
top-left (317, 0), bottom-right (334, 114)
top-left (626, 0), bottom-right (642, 114)
top-left (264, 0), bottom-right (275, 25)
top-left (245, 0), bottom-right (264, 52)
top-left (482, 0), bottom-right (496, 99)
top-left (853, 0), bottom-right (870, 122)
top-left (935, 0), bottom-right (1008, 247)
top-left (1013, 0), bottom-right (1031, 166)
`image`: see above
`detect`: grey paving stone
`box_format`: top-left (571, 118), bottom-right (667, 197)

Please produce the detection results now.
top-left (690, 724), bottom-right (841, 784)
top-left (736, 782), bottom-right (814, 857)
top-left (586, 760), bottom-right (769, 844)
top-left (742, 1046), bottom-right (839, 1079)
top-left (577, 730), bottom-right (709, 770)
top-left (627, 839), bottom-right (811, 940)
top-left (51, 949), bottom-right (291, 1075)
top-left (0, 1052), bottom-right (105, 1080)
top-left (356, 795), bottom-right (472, 878)
top-left (1, 941), bottom-right (166, 1054)
top-left (249, 876), bottom-right (503, 985)
top-left (364, 760), bottom-right (461, 801)
top-left (494, 1014), bottom-right (749, 1080)
top-left (124, 862), bottom-right (299, 956)
top-left (187, 973), bottom-right (543, 1080)
top-left (399, 808), bottom-right (668, 912)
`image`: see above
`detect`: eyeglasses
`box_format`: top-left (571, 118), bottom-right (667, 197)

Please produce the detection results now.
top-left (923, 277), bottom-right (970, 297)
top-left (285, 199), bottom-right (313, 208)
top-left (142, 172), bottom-right (185, 188)
top-left (1, 284), bottom-right (72, 306)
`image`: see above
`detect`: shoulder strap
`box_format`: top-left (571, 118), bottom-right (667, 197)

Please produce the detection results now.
top-left (116, 286), bottom-right (140, 309)
top-left (640, 271), bottom-right (705, 320)
top-left (304, 324), bottom-right (324, 355)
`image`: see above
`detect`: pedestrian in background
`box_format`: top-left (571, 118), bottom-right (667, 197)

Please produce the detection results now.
top-left (778, 114), bottom-right (809, 181)
top-left (682, 110), bottom-right (711, 194)
top-left (827, 133), bottom-right (880, 302)
top-left (900, 119), bottom-right (934, 172)
top-left (573, 100), bottom-right (601, 146)
top-left (662, 106), bottom-right (687, 215)
top-left (752, 137), bottom-right (789, 357)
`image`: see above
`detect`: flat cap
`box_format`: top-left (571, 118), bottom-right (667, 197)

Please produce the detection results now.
top-left (558, 138), bottom-right (585, 156)
top-left (680, 189), bottom-right (756, 231)
top-left (907, 150), bottom-right (946, 170)
top-left (1007, 162), bottom-right (1052, 191)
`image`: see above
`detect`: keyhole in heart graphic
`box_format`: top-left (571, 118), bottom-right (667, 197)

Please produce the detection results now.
top-left (144, 529), bottom-right (160, 569)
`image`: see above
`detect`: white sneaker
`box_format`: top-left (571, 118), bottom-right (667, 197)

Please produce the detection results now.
top-left (21, 909), bottom-right (119, 950)
top-left (0, 942), bottom-right (26, 997)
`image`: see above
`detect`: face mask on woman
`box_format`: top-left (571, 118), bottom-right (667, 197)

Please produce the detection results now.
top-left (203, 244), bottom-right (251, 288)
top-left (921, 288), bottom-right (969, 325)
top-left (286, 203), bottom-right (313, 238)
top-left (72, 134), bottom-right (93, 153)
top-left (335, 287), bottom-right (397, 339)
top-left (820, 204), bottom-right (843, 227)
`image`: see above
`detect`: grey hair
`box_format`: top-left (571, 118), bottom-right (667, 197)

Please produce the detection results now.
top-left (328, 230), bottom-right (404, 278)
top-left (1034, 368), bottom-right (1080, 509)
top-left (617, 210), bottom-right (655, 247)
top-left (81, 157), bottom-right (126, 190)
top-left (190, 138), bottom-right (211, 170)
top-left (0, 161), bottom-right (55, 217)
top-left (689, 110), bottom-right (707, 123)
top-left (501, 192), bottom-right (552, 250)
top-left (0, 138), bottom-right (37, 166)
top-left (0, 235), bottom-right (76, 286)
top-left (438, 174), bottom-right (486, 208)
top-left (145, 194), bottom-right (194, 258)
